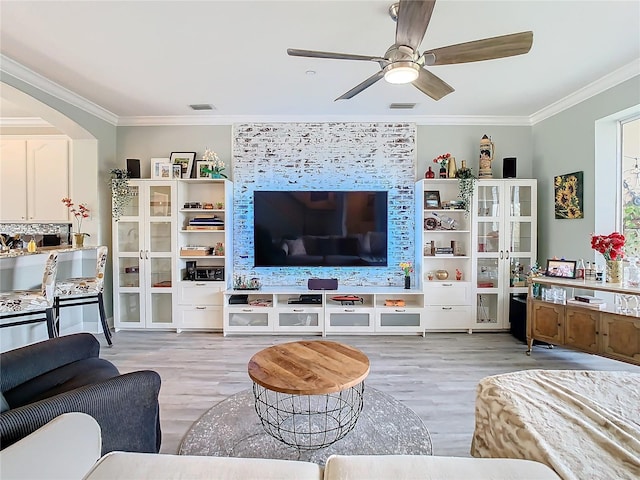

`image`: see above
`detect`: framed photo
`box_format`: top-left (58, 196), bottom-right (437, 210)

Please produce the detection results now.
top-left (159, 163), bottom-right (172, 179)
top-left (150, 157), bottom-right (170, 179)
top-left (170, 152), bottom-right (196, 178)
top-left (545, 259), bottom-right (577, 278)
top-left (196, 161), bottom-right (213, 178)
top-left (424, 191), bottom-right (441, 209)
top-left (172, 164), bottom-right (182, 179)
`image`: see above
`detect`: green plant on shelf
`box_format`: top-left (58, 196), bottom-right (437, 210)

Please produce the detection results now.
top-left (456, 165), bottom-right (476, 214)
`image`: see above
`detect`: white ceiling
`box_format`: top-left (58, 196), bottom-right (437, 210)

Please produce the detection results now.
top-left (1, 0), bottom-right (639, 124)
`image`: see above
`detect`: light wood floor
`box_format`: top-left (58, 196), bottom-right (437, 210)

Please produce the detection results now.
top-left (100, 331), bottom-right (640, 457)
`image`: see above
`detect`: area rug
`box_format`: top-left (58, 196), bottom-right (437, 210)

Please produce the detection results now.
top-left (179, 386), bottom-right (432, 465)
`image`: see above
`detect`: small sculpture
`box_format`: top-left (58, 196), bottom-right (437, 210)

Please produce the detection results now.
top-left (478, 135), bottom-right (494, 179)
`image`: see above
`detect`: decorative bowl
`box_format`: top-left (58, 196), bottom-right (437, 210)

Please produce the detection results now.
top-left (435, 269), bottom-right (449, 280)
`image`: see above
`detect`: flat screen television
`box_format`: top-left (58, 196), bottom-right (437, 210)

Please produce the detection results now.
top-left (254, 190), bottom-right (388, 267)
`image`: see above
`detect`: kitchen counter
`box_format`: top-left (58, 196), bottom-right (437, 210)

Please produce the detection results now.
top-left (1, 246), bottom-right (106, 352)
top-left (0, 246), bottom-right (98, 259)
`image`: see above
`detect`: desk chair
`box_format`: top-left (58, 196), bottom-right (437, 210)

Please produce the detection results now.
top-left (54, 246), bottom-right (112, 346)
top-left (0, 251), bottom-right (59, 338)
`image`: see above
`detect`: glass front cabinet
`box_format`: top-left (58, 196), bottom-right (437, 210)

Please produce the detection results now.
top-left (473, 179), bottom-right (537, 329)
top-left (113, 180), bottom-right (177, 330)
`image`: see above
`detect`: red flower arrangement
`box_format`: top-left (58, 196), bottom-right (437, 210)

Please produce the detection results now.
top-left (433, 153), bottom-right (451, 169)
top-left (590, 232), bottom-right (625, 261)
top-left (62, 197), bottom-right (90, 234)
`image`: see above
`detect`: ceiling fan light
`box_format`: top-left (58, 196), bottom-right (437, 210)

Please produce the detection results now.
top-left (384, 63), bottom-right (419, 84)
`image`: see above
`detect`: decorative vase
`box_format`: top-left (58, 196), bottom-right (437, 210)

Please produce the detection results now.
top-left (74, 233), bottom-right (85, 248)
top-left (404, 276), bottom-right (411, 289)
top-left (606, 260), bottom-right (622, 283)
top-left (436, 269), bottom-right (449, 280)
top-left (447, 156), bottom-right (458, 178)
top-left (210, 172), bottom-right (222, 179)
top-left (439, 166), bottom-right (447, 178)
top-left (425, 166), bottom-right (435, 179)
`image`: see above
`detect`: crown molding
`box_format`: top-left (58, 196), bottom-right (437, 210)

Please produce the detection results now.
top-left (117, 114), bottom-right (532, 127)
top-left (0, 117), bottom-right (51, 127)
top-left (0, 54), bottom-right (118, 126)
top-left (530, 59), bottom-right (640, 125)
top-left (3, 54), bottom-right (637, 129)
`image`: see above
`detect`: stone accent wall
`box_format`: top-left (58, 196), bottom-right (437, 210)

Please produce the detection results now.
top-left (232, 122), bottom-right (416, 287)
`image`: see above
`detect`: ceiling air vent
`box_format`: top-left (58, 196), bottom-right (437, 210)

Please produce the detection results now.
top-left (389, 103), bottom-right (416, 110)
top-left (189, 104), bottom-right (215, 111)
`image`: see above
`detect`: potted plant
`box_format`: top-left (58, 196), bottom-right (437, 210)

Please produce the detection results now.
top-left (456, 161), bottom-right (476, 214)
top-left (61, 197), bottom-right (90, 247)
top-left (110, 168), bottom-right (132, 222)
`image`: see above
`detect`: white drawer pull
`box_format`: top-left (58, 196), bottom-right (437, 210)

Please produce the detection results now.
top-left (242, 308), bottom-right (253, 312)
top-left (195, 283), bottom-right (206, 286)
top-left (293, 309), bottom-right (303, 312)
top-left (344, 309), bottom-right (355, 313)
top-left (395, 309), bottom-right (406, 312)
top-left (196, 306), bottom-right (206, 310)
top-left (442, 283), bottom-right (453, 287)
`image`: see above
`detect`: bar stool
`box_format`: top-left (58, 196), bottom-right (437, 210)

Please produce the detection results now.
top-left (0, 251), bottom-right (59, 338)
top-left (54, 246), bottom-right (112, 346)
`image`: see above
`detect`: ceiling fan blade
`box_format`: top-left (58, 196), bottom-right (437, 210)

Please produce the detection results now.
top-left (423, 31), bottom-right (534, 66)
top-left (412, 68), bottom-right (454, 101)
top-left (395, 0), bottom-right (437, 50)
top-left (287, 48), bottom-right (385, 63)
top-left (335, 70), bottom-right (385, 101)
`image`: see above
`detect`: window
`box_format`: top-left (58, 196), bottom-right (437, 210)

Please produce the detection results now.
top-left (621, 117), bottom-right (640, 258)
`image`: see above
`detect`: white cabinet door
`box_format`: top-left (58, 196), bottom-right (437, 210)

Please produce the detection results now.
top-left (0, 138), bottom-right (69, 222)
top-left (28, 139), bottom-right (69, 221)
top-left (473, 179), bottom-right (536, 329)
top-left (113, 180), bottom-right (177, 330)
top-left (0, 140), bottom-right (27, 221)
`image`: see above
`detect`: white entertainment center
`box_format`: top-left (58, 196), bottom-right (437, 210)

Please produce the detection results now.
top-left (112, 177), bottom-right (536, 336)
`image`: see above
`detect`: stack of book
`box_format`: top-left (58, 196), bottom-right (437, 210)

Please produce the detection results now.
top-left (566, 295), bottom-right (607, 310)
top-left (186, 216), bottom-right (224, 230)
top-left (434, 247), bottom-right (454, 257)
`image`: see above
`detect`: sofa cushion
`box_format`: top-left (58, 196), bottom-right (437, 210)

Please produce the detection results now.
top-left (84, 452), bottom-right (324, 480)
top-left (0, 392), bottom-right (9, 412)
top-left (324, 455), bottom-right (560, 480)
top-left (284, 238), bottom-right (306, 256)
top-left (4, 357), bottom-right (120, 409)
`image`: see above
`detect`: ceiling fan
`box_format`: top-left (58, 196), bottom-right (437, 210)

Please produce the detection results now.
top-left (287, 0), bottom-right (533, 101)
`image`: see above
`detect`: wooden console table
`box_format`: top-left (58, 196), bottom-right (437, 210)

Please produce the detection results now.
top-left (527, 276), bottom-right (640, 365)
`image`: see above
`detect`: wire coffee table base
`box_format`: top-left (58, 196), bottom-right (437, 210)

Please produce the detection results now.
top-left (252, 382), bottom-right (365, 450)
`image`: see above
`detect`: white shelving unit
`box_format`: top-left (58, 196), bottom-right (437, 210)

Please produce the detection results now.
top-left (222, 287), bottom-right (426, 336)
top-left (473, 179), bottom-right (537, 330)
top-left (113, 180), bottom-right (177, 330)
top-left (416, 179), bottom-right (475, 331)
top-left (175, 179), bottom-right (233, 331)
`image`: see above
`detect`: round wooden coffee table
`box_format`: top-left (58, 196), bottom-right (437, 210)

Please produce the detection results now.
top-left (248, 340), bottom-right (370, 450)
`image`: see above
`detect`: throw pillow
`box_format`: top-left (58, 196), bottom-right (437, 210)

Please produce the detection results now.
top-left (285, 238), bottom-right (306, 256)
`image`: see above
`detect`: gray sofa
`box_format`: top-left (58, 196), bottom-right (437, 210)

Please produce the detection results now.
top-left (0, 333), bottom-right (161, 455)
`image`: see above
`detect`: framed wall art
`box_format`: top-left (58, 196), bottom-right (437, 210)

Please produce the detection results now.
top-left (172, 164), bottom-right (182, 179)
top-left (424, 191), bottom-right (441, 209)
top-left (170, 152), bottom-right (196, 178)
top-left (150, 157), bottom-right (170, 179)
top-left (554, 171), bottom-right (584, 219)
top-left (196, 161), bottom-right (214, 178)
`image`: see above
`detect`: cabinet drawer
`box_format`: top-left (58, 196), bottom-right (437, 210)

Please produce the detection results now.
top-left (178, 282), bottom-right (224, 305)
top-left (424, 306), bottom-right (472, 330)
top-left (424, 283), bottom-right (470, 305)
top-left (177, 306), bottom-right (222, 330)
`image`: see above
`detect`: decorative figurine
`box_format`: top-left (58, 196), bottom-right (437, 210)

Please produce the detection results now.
top-left (478, 135), bottom-right (494, 178)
